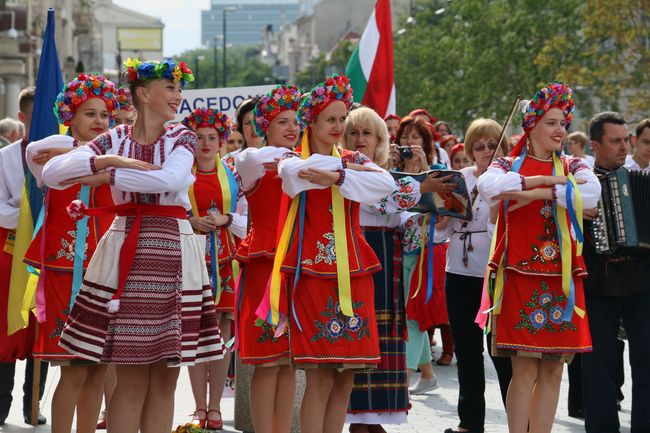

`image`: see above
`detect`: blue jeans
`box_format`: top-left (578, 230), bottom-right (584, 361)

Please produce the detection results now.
top-left (582, 290), bottom-right (650, 433)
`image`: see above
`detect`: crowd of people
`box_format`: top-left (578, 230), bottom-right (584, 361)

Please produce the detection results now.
top-left (0, 56), bottom-right (648, 433)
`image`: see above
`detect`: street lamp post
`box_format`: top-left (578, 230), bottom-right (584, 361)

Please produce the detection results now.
top-left (221, 6), bottom-right (237, 87)
top-left (0, 11), bottom-right (18, 39)
top-left (195, 55), bottom-right (205, 88)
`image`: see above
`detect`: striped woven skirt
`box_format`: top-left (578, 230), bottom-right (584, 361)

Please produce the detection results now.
top-left (347, 228), bottom-right (409, 422)
top-left (59, 215), bottom-right (225, 366)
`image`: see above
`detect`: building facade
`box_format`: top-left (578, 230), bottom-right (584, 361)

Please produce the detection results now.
top-left (201, 0), bottom-right (300, 48)
top-left (0, 0), bottom-right (162, 119)
top-left (261, 0), bottom-right (409, 83)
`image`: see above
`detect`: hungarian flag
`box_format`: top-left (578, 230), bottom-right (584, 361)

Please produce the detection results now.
top-left (345, 0), bottom-right (396, 117)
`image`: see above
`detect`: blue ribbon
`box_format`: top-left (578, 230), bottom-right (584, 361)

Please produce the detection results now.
top-left (70, 185), bottom-right (90, 310)
top-left (209, 231), bottom-right (219, 299)
top-left (26, 204), bottom-right (46, 276)
top-left (290, 192), bottom-right (306, 331)
top-left (222, 160), bottom-right (239, 213)
top-left (550, 155), bottom-right (576, 322)
top-left (565, 180), bottom-right (584, 243)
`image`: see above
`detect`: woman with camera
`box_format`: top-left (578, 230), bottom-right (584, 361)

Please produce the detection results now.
top-left (435, 118), bottom-right (513, 433)
top-left (390, 116), bottom-right (454, 394)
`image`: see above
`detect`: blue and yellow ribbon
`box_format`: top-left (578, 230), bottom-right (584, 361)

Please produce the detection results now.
top-left (267, 132), bottom-right (353, 326)
top-left (188, 158), bottom-right (237, 304)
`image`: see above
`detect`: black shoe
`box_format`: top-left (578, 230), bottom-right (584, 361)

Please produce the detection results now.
top-left (23, 411), bottom-right (47, 425)
top-left (568, 408), bottom-right (585, 419)
top-left (444, 429), bottom-right (482, 433)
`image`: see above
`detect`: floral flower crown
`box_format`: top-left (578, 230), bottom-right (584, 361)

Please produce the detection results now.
top-left (53, 73), bottom-right (118, 126)
top-left (253, 85), bottom-right (302, 137)
top-left (521, 81), bottom-right (575, 132)
top-left (123, 58), bottom-right (194, 87)
top-left (182, 108), bottom-right (233, 140)
top-left (297, 74), bottom-right (353, 127)
top-left (116, 87), bottom-right (133, 111)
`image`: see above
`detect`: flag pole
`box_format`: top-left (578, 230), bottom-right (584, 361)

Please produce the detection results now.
top-left (30, 337), bottom-right (41, 426)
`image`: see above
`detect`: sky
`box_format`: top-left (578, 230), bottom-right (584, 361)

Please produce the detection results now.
top-left (113, 0), bottom-right (211, 57)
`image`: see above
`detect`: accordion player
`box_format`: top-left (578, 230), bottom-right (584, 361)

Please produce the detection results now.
top-left (590, 167), bottom-right (650, 254)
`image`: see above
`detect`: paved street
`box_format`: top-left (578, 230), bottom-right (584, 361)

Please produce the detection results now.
top-left (0, 336), bottom-right (632, 432)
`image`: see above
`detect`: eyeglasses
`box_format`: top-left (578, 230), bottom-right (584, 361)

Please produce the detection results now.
top-left (473, 142), bottom-right (498, 152)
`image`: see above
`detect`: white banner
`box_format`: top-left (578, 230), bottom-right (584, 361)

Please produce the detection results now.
top-left (175, 84), bottom-right (277, 122)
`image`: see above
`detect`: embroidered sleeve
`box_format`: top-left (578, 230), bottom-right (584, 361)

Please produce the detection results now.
top-left (112, 145), bottom-right (195, 193)
top-left (36, 135), bottom-right (92, 189)
top-left (172, 131), bottom-right (197, 155)
top-left (399, 212), bottom-right (426, 253)
top-left (568, 156), bottom-right (590, 174)
top-left (87, 130), bottom-right (113, 155)
top-left (555, 164), bottom-right (601, 209)
top-left (476, 165), bottom-right (523, 207)
top-left (489, 157), bottom-right (513, 173)
top-left (370, 176), bottom-right (421, 215)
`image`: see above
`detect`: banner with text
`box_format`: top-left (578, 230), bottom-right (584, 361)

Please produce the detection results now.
top-left (175, 85), bottom-right (276, 122)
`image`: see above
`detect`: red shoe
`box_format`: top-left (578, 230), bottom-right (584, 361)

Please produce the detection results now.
top-left (206, 409), bottom-right (223, 430)
top-left (190, 408), bottom-right (207, 429)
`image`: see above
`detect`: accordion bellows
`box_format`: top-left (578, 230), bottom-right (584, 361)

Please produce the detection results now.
top-left (591, 168), bottom-right (650, 254)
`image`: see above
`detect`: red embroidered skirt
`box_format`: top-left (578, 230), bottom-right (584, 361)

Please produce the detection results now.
top-left (0, 228), bottom-right (36, 362)
top-left (237, 257), bottom-right (290, 365)
top-left (289, 274), bottom-right (380, 368)
top-left (33, 271), bottom-right (75, 360)
top-left (212, 261), bottom-right (235, 315)
top-left (494, 271), bottom-right (592, 357)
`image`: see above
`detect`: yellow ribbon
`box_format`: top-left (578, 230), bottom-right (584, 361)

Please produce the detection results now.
top-left (552, 153), bottom-right (585, 317)
top-left (411, 213), bottom-right (430, 299)
top-left (268, 132), bottom-right (353, 325)
top-left (188, 157), bottom-right (232, 304)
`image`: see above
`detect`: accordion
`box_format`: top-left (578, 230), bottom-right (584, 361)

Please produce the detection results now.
top-left (591, 168), bottom-right (650, 254)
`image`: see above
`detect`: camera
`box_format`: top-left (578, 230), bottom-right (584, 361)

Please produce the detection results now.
top-left (397, 146), bottom-right (413, 160)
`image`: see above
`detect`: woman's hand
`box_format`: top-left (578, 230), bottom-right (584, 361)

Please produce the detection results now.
top-left (403, 146), bottom-right (429, 173)
top-left (583, 208), bottom-right (599, 221)
top-left (32, 147), bottom-right (73, 165)
top-left (346, 163), bottom-right (381, 172)
top-left (189, 215), bottom-right (218, 233)
top-left (59, 172), bottom-right (111, 187)
top-left (297, 168), bottom-right (340, 186)
top-left (388, 144), bottom-right (400, 170)
top-left (494, 189), bottom-right (549, 212)
top-left (208, 211), bottom-right (231, 227)
top-left (263, 158), bottom-right (280, 172)
top-left (420, 172), bottom-right (456, 193)
top-left (96, 155), bottom-right (161, 171)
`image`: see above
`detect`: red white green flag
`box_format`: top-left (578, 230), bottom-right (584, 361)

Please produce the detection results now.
top-left (345, 0), bottom-right (396, 117)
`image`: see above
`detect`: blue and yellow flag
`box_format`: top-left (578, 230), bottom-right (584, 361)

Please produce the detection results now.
top-left (7, 9), bottom-right (64, 334)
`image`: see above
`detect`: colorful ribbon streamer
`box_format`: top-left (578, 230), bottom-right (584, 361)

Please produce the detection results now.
top-left (188, 158), bottom-right (237, 304)
top-left (70, 185), bottom-right (90, 310)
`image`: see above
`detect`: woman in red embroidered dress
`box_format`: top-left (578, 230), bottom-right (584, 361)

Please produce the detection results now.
top-left (476, 82), bottom-right (601, 433)
top-left (24, 73), bottom-right (118, 433)
top-left (273, 75), bottom-right (395, 433)
top-left (234, 85), bottom-right (301, 433)
top-left (38, 59), bottom-right (224, 433)
top-left (182, 108), bottom-right (246, 430)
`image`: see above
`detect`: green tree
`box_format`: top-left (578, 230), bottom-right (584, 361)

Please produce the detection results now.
top-left (177, 45), bottom-right (277, 89)
top-left (392, 0), bottom-right (649, 132)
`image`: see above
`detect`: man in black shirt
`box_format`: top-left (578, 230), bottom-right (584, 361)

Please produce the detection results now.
top-left (582, 111), bottom-right (650, 433)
